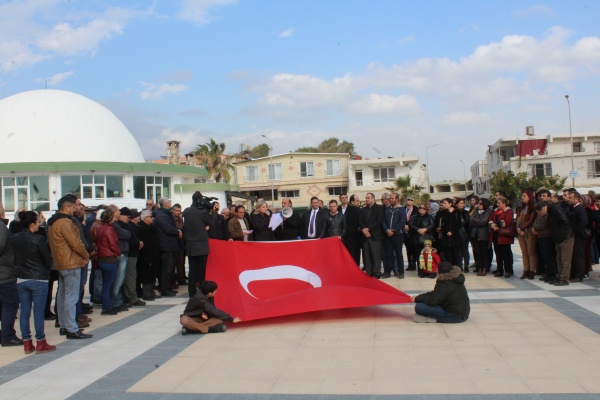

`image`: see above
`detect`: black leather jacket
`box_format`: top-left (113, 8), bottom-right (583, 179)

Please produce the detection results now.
top-left (12, 231), bottom-right (53, 280)
top-left (407, 212), bottom-right (435, 245)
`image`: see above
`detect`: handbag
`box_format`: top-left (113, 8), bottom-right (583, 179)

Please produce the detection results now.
top-left (497, 221), bottom-right (515, 238)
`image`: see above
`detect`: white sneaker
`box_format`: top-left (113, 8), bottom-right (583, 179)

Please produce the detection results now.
top-left (413, 314), bottom-right (437, 323)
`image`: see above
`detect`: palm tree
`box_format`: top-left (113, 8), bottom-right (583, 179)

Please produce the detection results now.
top-left (386, 175), bottom-right (428, 203)
top-left (195, 138), bottom-right (233, 183)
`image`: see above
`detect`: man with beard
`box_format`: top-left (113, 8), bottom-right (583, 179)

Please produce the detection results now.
top-left (275, 197), bottom-right (301, 240)
top-left (341, 194), bottom-right (362, 266)
top-left (359, 193), bottom-right (384, 278)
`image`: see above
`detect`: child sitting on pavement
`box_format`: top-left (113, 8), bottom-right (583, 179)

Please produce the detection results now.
top-left (410, 261), bottom-right (470, 323)
top-left (180, 280), bottom-right (240, 335)
top-left (418, 240), bottom-right (440, 279)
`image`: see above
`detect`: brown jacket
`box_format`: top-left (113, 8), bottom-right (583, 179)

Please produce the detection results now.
top-left (47, 213), bottom-right (89, 270)
top-left (228, 217), bottom-right (252, 241)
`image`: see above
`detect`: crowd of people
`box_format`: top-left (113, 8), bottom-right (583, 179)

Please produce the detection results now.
top-left (1, 186), bottom-right (597, 348)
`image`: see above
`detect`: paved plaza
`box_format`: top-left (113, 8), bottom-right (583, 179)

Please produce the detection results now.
top-left (2, 245), bottom-right (600, 400)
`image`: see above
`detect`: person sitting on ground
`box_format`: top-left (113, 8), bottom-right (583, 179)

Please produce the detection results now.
top-left (180, 280), bottom-right (240, 335)
top-left (418, 240), bottom-right (440, 279)
top-left (410, 261), bottom-right (470, 323)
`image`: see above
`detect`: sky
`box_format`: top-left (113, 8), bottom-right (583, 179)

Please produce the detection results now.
top-left (1, 0), bottom-right (599, 183)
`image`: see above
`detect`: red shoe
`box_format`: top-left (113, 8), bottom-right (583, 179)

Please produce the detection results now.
top-left (23, 339), bottom-right (34, 354)
top-left (35, 339), bottom-right (56, 354)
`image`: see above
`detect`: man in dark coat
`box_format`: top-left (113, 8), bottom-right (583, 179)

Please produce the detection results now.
top-left (183, 192), bottom-right (212, 298)
top-left (152, 197), bottom-right (182, 297)
top-left (340, 194), bottom-right (361, 266)
top-left (359, 193), bottom-right (383, 278)
top-left (411, 261), bottom-right (470, 323)
top-left (136, 210), bottom-right (159, 301)
top-left (275, 197), bottom-right (301, 240)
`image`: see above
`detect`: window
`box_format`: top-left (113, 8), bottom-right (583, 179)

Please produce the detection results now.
top-left (62, 175), bottom-right (124, 199)
top-left (280, 190), bottom-right (300, 198)
top-left (355, 170), bottom-right (363, 186)
top-left (245, 166), bottom-right (258, 181)
top-left (1, 176), bottom-right (50, 212)
top-left (133, 176), bottom-right (171, 202)
top-left (328, 186), bottom-right (347, 196)
top-left (528, 163), bottom-right (552, 177)
top-left (373, 167), bottom-right (395, 183)
top-left (326, 160), bottom-right (341, 176)
top-left (573, 142), bottom-right (582, 152)
top-left (268, 164), bottom-right (282, 180)
top-left (595, 142), bottom-right (600, 153)
top-left (588, 159), bottom-right (600, 178)
top-left (300, 161), bottom-right (314, 178)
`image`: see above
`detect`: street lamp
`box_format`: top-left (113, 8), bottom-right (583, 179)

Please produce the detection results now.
top-left (459, 160), bottom-right (468, 198)
top-left (262, 134), bottom-right (275, 207)
top-left (425, 143), bottom-right (439, 194)
top-left (565, 95), bottom-right (575, 188)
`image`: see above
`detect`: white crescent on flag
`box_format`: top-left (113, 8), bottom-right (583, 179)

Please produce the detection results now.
top-left (239, 265), bottom-right (322, 298)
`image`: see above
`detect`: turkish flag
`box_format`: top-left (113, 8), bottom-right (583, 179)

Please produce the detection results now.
top-left (206, 238), bottom-right (411, 321)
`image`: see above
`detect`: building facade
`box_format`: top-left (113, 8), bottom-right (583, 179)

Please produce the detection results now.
top-left (232, 152), bottom-right (350, 210)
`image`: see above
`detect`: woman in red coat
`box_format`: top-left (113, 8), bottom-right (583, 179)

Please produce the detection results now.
top-left (95, 206), bottom-right (121, 315)
top-left (489, 197), bottom-right (514, 278)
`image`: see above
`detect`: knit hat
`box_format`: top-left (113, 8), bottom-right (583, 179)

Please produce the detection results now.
top-left (423, 239), bottom-right (432, 246)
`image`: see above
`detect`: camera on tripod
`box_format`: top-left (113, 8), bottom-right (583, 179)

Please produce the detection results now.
top-left (192, 191), bottom-right (218, 210)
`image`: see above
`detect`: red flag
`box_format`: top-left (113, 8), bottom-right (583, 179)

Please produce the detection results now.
top-left (206, 238), bottom-right (411, 321)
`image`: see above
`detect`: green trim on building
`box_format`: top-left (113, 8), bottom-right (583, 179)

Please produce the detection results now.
top-left (0, 161), bottom-right (208, 177)
top-left (174, 183), bottom-right (240, 192)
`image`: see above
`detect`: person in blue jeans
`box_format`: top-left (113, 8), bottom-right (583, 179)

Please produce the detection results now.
top-left (12, 211), bottom-right (56, 353)
top-left (95, 207), bottom-right (122, 315)
top-left (410, 261), bottom-right (470, 323)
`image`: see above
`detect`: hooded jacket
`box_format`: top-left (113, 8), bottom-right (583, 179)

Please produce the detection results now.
top-left (47, 213), bottom-right (89, 270)
top-left (414, 266), bottom-right (470, 320)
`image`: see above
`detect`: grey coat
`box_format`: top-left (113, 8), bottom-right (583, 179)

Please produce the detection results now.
top-left (469, 208), bottom-right (492, 242)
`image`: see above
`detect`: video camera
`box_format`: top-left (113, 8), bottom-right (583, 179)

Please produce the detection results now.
top-left (192, 191), bottom-right (218, 211)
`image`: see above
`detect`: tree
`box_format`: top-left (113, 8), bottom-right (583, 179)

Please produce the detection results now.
top-left (295, 137), bottom-right (356, 155)
top-left (195, 138), bottom-right (233, 183)
top-left (488, 170), bottom-right (568, 204)
top-left (251, 143), bottom-right (270, 158)
top-left (385, 176), bottom-right (429, 204)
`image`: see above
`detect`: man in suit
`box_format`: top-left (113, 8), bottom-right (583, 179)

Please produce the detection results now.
top-left (359, 193), bottom-right (384, 278)
top-left (404, 197), bottom-right (419, 271)
top-left (301, 196), bottom-right (326, 239)
top-left (183, 192), bottom-right (212, 298)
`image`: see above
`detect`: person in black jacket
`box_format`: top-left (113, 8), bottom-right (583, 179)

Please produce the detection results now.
top-left (274, 198), bottom-right (301, 241)
top-left (566, 191), bottom-right (588, 282)
top-left (153, 198), bottom-right (182, 297)
top-left (13, 211), bottom-right (56, 353)
top-left (0, 204), bottom-right (20, 348)
top-left (382, 193), bottom-right (407, 279)
top-left (250, 200), bottom-right (273, 241)
top-left (137, 210), bottom-right (159, 301)
top-left (120, 208), bottom-right (144, 307)
top-left (183, 192), bottom-right (212, 298)
top-left (542, 202), bottom-right (573, 286)
top-left (180, 280), bottom-right (240, 335)
top-left (340, 194), bottom-right (362, 266)
top-left (411, 261), bottom-right (470, 323)
top-left (325, 200), bottom-right (346, 238)
top-left (359, 193), bottom-right (384, 278)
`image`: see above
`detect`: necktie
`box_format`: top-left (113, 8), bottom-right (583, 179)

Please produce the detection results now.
top-left (407, 207), bottom-right (412, 220)
top-left (309, 210), bottom-right (316, 235)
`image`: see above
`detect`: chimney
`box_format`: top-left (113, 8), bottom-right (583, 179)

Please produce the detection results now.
top-left (185, 152), bottom-right (197, 167)
top-left (166, 141), bottom-right (180, 165)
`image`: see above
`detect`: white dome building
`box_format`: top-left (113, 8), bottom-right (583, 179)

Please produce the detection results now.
top-left (0, 90), bottom-right (238, 217)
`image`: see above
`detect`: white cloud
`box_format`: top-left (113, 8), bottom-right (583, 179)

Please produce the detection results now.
top-left (513, 4), bottom-right (555, 17)
top-left (443, 111), bottom-right (491, 126)
top-left (36, 70), bottom-right (74, 86)
top-left (348, 94), bottom-right (420, 115)
top-left (140, 82), bottom-right (187, 101)
top-left (279, 28), bottom-right (295, 38)
top-left (177, 0), bottom-right (237, 24)
top-left (397, 34), bottom-right (414, 45)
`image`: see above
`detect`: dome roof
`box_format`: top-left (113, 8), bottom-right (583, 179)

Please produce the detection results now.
top-left (0, 90), bottom-right (145, 164)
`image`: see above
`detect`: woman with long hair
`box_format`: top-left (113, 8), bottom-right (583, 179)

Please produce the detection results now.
top-left (407, 203), bottom-right (435, 270)
top-left (95, 206), bottom-right (122, 315)
top-left (469, 198), bottom-right (492, 276)
top-left (490, 197), bottom-right (514, 278)
top-left (516, 189), bottom-right (537, 279)
top-left (435, 198), bottom-right (462, 266)
top-left (12, 211), bottom-right (55, 354)
top-left (250, 199), bottom-right (273, 241)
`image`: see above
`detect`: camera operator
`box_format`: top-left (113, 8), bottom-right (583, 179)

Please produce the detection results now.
top-left (183, 192), bottom-right (213, 298)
